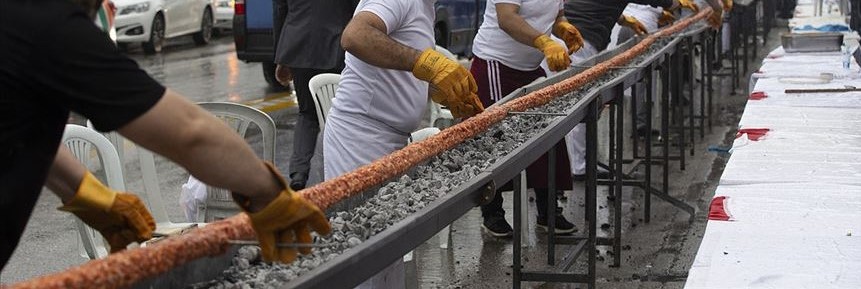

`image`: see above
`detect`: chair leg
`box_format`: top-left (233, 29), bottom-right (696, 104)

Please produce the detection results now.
top-left (439, 225), bottom-right (451, 249)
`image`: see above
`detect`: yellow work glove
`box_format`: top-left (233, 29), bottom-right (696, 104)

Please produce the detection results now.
top-left (676, 0), bottom-right (700, 12)
top-left (708, 9), bottom-right (723, 29)
top-left (620, 15), bottom-right (649, 36)
top-left (658, 10), bottom-right (677, 27)
top-left (58, 172), bottom-right (156, 253)
top-left (553, 21), bottom-right (584, 54)
top-left (234, 163), bottom-right (331, 263)
top-left (723, 0), bottom-right (733, 12)
top-left (412, 48), bottom-right (484, 118)
top-left (534, 34), bottom-right (570, 72)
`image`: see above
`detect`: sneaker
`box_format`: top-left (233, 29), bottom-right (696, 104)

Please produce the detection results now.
top-left (536, 212), bottom-right (577, 234)
top-left (572, 167), bottom-right (611, 182)
top-left (482, 215), bottom-right (513, 237)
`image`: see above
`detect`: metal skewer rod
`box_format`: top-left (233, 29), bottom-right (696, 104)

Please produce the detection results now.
top-left (569, 65), bottom-right (645, 69)
top-left (227, 240), bottom-right (337, 248)
top-left (508, 111), bottom-right (568, 117)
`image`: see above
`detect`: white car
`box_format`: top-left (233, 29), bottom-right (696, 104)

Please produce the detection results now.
top-left (114, 0), bottom-right (216, 54)
top-left (213, 0), bottom-right (233, 31)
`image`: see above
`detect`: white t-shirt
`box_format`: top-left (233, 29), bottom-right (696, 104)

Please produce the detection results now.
top-left (330, 0), bottom-right (435, 134)
top-left (472, 0), bottom-right (564, 71)
top-left (623, 4), bottom-right (662, 32)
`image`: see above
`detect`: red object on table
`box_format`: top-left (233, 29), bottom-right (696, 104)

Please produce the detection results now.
top-left (749, 91), bottom-right (768, 100)
top-left (708, 196), bottom-right (732, 221)
top-left (736, 128), bottom-right (770, 141)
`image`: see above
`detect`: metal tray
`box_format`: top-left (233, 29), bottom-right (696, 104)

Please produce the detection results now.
top-left (781, 32), bottom-right (844, 53)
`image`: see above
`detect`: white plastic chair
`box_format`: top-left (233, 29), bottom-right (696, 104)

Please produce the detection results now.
top-left (197, 102), bottom-right (277, 221)
top-left (308, 73), bottom-right (341, 131)
top-left (62, 124), bottom-right (125, 259)
top-left (428, 46), bottom-right (457, 129)
top-left (86, 121), bottom-right (200, 233)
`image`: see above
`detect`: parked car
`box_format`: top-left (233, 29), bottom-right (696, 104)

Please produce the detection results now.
top-left (114, 0), bottom-right (216, 54)
top-left (232, 0), bottom-right (486, 88)
top-left (213, 0), bottom-right (233, 31)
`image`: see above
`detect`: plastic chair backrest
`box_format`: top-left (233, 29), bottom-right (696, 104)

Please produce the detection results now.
top-left (409, 127), bottom-right (441, 143)
top-left (86, 121), bottom-right (175, 224)
top-left (62, 124), bottom-right (125, 259)
top-left (308, 73), bottom-right (341, 131)
top-left (197, 102), bottom-right (277, 221)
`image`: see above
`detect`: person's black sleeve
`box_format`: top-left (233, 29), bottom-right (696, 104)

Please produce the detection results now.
top-left (630, 0), bottom-right (675, 9)
top-left (33, 11), bottom-right (165, 132)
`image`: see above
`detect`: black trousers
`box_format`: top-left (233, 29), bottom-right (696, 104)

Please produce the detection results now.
top-left (288, 67), bottom-right (342, 178)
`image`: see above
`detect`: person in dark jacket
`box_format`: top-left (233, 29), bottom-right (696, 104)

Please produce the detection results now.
top-left (271, 0), bottom-right (360, 190)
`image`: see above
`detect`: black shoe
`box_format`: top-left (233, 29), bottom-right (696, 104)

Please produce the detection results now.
top-left (572, 167), bottom-right (611, 182)
top-left (289, 172), bottom-right (307, 191)
top-left (482, 214), bottom-right (513, 237)
top-left (536, 212), bottom-right (577, 234)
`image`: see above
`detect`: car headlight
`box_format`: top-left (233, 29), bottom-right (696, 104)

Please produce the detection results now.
top-left (118, 2), bottom-right (150, 15)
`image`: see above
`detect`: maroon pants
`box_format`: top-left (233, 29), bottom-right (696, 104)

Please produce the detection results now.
top-left (470, 57), bottom-right (573, 191)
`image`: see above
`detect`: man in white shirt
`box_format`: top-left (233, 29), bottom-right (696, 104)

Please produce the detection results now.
top-left (323, 0), bottom-right (483, 287)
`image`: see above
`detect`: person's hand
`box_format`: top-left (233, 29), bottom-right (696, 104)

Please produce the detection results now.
top-left (677, 0), bottom-right (700, 12)
top-left (708, 9), bottom-right (723, 29)
top-left (234, 163), bottom-right (331, 263)
top-left (658, 10), bottom-right (677, 27)
top-left (412, 48), bottom-right (484, 118)
top-left (58, 172), bottom-right (156, 253)
top-left (533, 35), bottom-right (570, 72)
top-left (620, 15), bottom-right (649, 36)
top-left (275, 64), bottom-right (293, 87)
top-left (553, 21), bottom-right (584, 54)
top-left (723, 0), bottom-right (733, 12)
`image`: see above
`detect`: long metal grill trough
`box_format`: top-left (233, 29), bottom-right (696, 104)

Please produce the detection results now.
top-left (7, 9), bottom-right (713, 289)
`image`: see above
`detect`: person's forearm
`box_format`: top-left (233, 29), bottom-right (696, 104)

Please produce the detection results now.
top-left (45, 146), bottom-right (87, 203)
top-left (707, 0), bottom-right (723, 11)
top-left (118, 90), bottom-right (280, 210)
top-left (496, 3), bottom-right (544, 47)
top-left (341, 11), bottom-right (421, 71)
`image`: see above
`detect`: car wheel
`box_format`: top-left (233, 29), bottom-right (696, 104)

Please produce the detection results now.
top-left (193, 8), bottom-right (213, 45)
top-left (142, 14), bottom-right (165, 54)
top-left (262, 61), bottom-right (290, 91)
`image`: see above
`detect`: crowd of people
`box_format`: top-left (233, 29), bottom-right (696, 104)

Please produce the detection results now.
top-left (1, 0), bottom-right (725, 287)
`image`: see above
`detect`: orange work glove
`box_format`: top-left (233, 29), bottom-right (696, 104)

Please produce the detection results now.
top-left (658, 10), bottom-right (677, 27)
top-left (59, 172), bottom-right (156, 253)
top-left (534, 34), bottom-right (570, 72)
top-left (412, 48), bottom-right (484, 118)
top-left (708, 9), bottom-right (723, 29)
top-left (676, 0), bottom-right (700, 12)
top-left (234, 163), bottom-right (331, 263)
top-left (620, 15), bottom-right (649, 35)
top-left (553, 21), bottom-right (584, 54)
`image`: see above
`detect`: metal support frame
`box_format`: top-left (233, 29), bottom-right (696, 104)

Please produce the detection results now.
top-left (513, 98), bottom-right (599, 289)
top-left (129, 15), bottom-right (744, 289)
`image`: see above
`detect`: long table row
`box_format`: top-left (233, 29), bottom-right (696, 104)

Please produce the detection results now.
top-left (685, 9), bottom-right (861, 288)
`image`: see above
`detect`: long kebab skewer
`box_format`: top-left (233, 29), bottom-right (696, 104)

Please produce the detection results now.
top-left (8, 8), bottom-right (712, 289)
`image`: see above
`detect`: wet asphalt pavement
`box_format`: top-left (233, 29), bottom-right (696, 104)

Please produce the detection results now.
top-left (1, 27), bottom-right (783, 288)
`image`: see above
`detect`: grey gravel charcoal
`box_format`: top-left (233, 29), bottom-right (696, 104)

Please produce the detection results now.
top-left (193, 37), bottom-right (677, 289)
